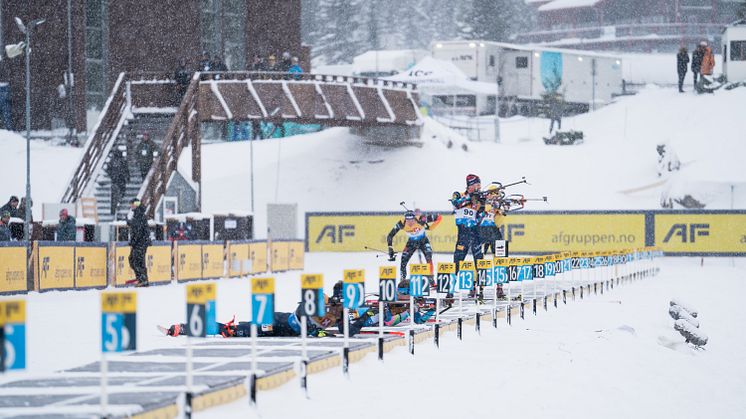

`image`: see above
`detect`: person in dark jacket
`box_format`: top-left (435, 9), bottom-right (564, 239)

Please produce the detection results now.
top-left (136, 133), bottom-right (157, 179)
top-left (280, 51), bottom-right (292, 73)
top-left (677, 47), bottom-right (689, 93)
top-left (127, 198), bottom-right (151, 286)
top-left (0, 211), bottom-right (11, 241)
top-left (106, 149), bottom-right (130, 216)
top-left (691, 43), bottom-right (705, 87)
top-left (198, 51), bottom-right (212, 72)
top-left (250, 54), bottom-right (266, 72)
top-left (0, 196), bottom-right (20, 218)
top-left (57, 209), bottom-right (76, 241)
top-left (174, 58), bottom-right (192, 100)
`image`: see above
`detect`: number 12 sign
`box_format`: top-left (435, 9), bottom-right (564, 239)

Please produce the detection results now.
top-left (252, 277), bottom-right (275, 326)
top-left (343, 270), bottom-right (365, 309)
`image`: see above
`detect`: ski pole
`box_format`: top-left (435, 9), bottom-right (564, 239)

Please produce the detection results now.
top-left (399, 201), bottom-right (411, 212)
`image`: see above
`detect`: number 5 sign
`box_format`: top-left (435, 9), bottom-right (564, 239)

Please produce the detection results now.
top-left (301, 274), bottom-right (325, 317)
top-left (186, 284), bottom-right (217, 337)
top-left (101, 292), bottom-right (137, 353)
top-left (0, 300), bottom-right (26, 372)
top-left (343, 269), bottom-right (365, 309)
top-left (252, 277), bottom-right (275, 326)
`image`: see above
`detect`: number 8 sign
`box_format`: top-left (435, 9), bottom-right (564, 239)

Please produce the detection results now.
top-left (301, 274), bottom-right (325, 317)
top-left (343, 269), bottom-right (365, 309)
top-left (252, 277), bottom-right (275, 326)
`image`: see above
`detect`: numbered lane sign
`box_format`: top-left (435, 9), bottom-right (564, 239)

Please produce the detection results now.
top-left (301, 274), bottom-right (326, 317)
top-left (101, 292), bottom-right (137, 353)
top-left (517, 258), bottom-right (534, 281)
top-left (343, 270), bottom-right (365, 309)
top-left (409, 264), bottom-right (431, 297)
top-left (457, 261), bottom-right (475, 292)
top-left (186, 283), bottom-right (216, 337)
top-left (493, 258), bottom-right (509, 285)
top-left (0, 300), bottom-right (26, 371)
top-left (477, 259), bottom-right (494, 286)
top-left (544, 255), bottom-right (557, 277)
top-left (532, 257), bottom-right (546, 279)
top-left (379, 266), bottom-right (398, 302)
top-left (252, 277), bottom-right (275, 326)
top-left (437, 263), bottom-right (456, 294)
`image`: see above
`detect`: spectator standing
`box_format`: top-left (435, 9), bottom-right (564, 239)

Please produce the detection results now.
top-left (174, 58), bottom-right (192, 99)
top-left (12, 198), bottom-right (31, 240)
top-left (136, 133), bottom-right (157, 179)
top-left (0, 211), bottom-right (11, 241)
top-left (250, 54), bottom-right (266, 72)
top-left (106, 149), bottom-right (130, 216)
top-left (280, 52), bottom-right (292, 72)
top-left (198, 51), bottom-right (212, 72)
top-left (210, 57), bottom-right (228, 80)
top-left (127, 198), bottom-right (151, 287)
top-left (0, 196), bottom-right (20, 218)
top-left (677, 47), bottom-right (689, 93)
top-left (700, 43), bottom-right (715, 78)
top-left (57, 209), bottom-right (76, 241)
top-left (266, 54), bottom-right (280, 72)
top-left (691, 43), bottom-right (705, 86)
top-left (288, 57), bottom-right (303, 80)
top-left (547, 93), bottom-right (563, 134)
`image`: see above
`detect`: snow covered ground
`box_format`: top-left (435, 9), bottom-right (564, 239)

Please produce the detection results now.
top-left (201, 257), bottom-right (746, 419)
top-left (3, 255), bottom-right (743, 418)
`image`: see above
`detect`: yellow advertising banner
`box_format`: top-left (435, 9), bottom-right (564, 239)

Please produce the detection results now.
top-left (113, 245), bottom-right (135, 286)
top-left (187, 283), bottom-right (215, 304)
top-left (37, 245), bottom-right (75, 291)
top-left (75, 246), bottom-right (107, 288)
top-left (306, 213), bottom-right (646, 253)
top-left (249, 242), bottom-right (268, 274)
top-left (270, 241), bottom-right (290, 272)
top-left (202, 243), bottom-right (225, 279)
top-left (288, 241), bottom-right (305, 271)
top-left (146, 245), bottom-right (172, 284)
top-left (654, 213), bottom-right (746, 255)
top-left (176, 243), bottom-right (202, 281)
top-left (0, 245), bottom-right (27, 293)
top-left (227, 242), bottom-right (249, 277)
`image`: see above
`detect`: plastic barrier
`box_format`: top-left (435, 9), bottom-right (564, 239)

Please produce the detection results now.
top-left (34, 242), bottom-right (75, 291)
top-left (270, 241), bottom-right (290, 272)
top-left (288, 240), bottom-right (305, 270)
top-left (0, 242), bottom-right (28, 294)
top-left (175, 241), bottom-right (203, 282)
top-left (112, 241), bottom-right (172, 286)
top-left (74, 242), bottom-right (108, 289)
top-left (248, 241), bottom-right (268, 275)
top-left (227, 241), bottom-right (250, 277)
top-left (202, 242), bottom-right (226, 279)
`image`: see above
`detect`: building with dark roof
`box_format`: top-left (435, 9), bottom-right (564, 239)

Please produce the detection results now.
top-left (0, 0), bottom-right (302, 133)
top-left (515, 0), bottom-right (746, 53)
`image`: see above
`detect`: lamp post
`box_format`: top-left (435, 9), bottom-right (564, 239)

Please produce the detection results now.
top-left (8, 17), bottom-right (45, 246)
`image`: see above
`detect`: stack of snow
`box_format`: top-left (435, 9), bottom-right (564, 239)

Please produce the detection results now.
top-left (669, 299), bottom-right (708, 347)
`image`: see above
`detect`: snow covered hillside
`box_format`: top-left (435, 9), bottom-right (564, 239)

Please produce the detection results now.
top-left (3, 84), bottom-right (744, 232)
top-left (190, 86), bottom-right (746, 238)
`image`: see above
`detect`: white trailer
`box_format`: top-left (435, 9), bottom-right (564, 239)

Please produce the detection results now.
top-left (432, 40), bottom-right (623, 116)
top-left (722, 20), bottom-right (746, 82)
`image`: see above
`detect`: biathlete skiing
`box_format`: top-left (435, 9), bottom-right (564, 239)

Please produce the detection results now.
top-left (386, 208), bottom-right (442, 282)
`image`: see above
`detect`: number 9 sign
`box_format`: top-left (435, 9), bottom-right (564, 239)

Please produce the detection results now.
top-left (252, 277), bottom-right (275, 326)
top-left (343, 269), bottom-right (365, 309)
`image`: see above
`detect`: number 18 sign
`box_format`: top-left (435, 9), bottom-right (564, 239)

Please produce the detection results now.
top-left (343, 269), bottom-right (365, 309)
top-left (252, 277), bottom-right (275, 326)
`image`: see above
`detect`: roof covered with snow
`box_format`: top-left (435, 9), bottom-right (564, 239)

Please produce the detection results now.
top-left (538, 0), bottom-right (604, 12)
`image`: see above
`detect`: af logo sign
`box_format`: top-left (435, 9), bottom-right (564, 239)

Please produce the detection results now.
top-left (663, 223), bottom-right (710, 243)
top-left (41, 257), bottom-right (50, 279)
top-left (315, 225), bottom-right (355, 243)
top-left (499, 224), bottom-right (525, 242)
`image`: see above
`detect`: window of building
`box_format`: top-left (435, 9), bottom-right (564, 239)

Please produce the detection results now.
top-left (201, 0), bottom-right (246, 70)
top-left (489, 55), bottom-right (495, 67)
top-left (731, 41), bottom-right (746, 62)
top-left (516, 56), bottom-right (528, 68)
top-left (85, 0), bottom-right (108, 110)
